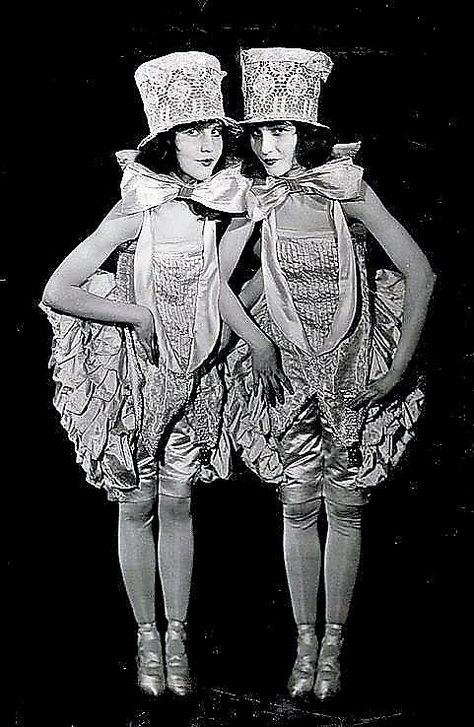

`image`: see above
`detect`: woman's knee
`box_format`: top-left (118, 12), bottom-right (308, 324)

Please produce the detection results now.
top-left (325, 500), bottom-right (363, 534)
top-left (119, 499), bottom-right (155, 528)
top-left (283, 498), bottom-right (322, 530)
top-left (158, 494), bottom-right (192, 526)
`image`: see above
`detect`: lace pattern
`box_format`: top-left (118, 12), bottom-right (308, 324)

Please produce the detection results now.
top-left (135, 52), bottom-right (229, 144)
top-left (240, 48), bottom-right (333, 126)
top-left (152, 251), bottom-right (202, 370)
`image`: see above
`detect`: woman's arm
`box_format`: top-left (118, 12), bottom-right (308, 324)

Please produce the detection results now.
top-left (43, 203), bottom-right (158, 363)
top-left (217, 268), bottom-right (263, 354)
top-left (219, 217), bottom-right (292, 402)
top-left (239, 267), bottom-right (264, 310)
top-left (343, 182), bottom-right (436, 407)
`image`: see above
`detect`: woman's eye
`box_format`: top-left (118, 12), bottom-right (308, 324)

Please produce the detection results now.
top-left (210, 128), bottom-right (222, 137)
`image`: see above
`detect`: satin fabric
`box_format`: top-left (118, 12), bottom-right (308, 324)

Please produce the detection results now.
top-left (279, 398), bottom-right (369, 507)
top-left (247, 157), bottom-right (363, 356)
top-left (117, 157), bottom-right (251, 374)
top-left (134, 211), bottom-right (220, 373)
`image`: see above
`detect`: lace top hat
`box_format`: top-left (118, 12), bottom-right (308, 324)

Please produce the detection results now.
top-left (135, 51), bottom-right (238, 147)
top-left (240, 47), bottom-right (333, 127)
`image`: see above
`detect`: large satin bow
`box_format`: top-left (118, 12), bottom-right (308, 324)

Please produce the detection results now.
top-left (115, 152), bottom-right (251, 374)
top-left (118, 154), bottom-right (251, 216)
top-left (247, 157), bottom-right (363, 221)
top-left (247, 157), bottom-right (364, 357)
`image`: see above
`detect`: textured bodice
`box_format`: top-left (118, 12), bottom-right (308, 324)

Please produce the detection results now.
top-left (134, 200), bottom-right (221, 374)
top-left (147, 202), bottom-right (206, 369)
top-left (274, 193), bottom-right (341, 351)
top-left (277, 232), bottom-right (340, 351)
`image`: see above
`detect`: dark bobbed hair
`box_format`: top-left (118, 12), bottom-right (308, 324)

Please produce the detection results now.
top-left (136, 118), bottom-right (240, 176)
top-left (238, 121), bottom-right (336, 179)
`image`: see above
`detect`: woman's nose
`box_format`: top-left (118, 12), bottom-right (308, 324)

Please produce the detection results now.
top-left (200, 130), bottom-right (214, 152)
top-left (259, 130), bottom-right (275, 155)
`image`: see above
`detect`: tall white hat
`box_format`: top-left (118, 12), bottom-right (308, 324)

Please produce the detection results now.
top-left (240, 47), bottom-right (333, 127)
top-left (135, 51), bottom-right (238, 147)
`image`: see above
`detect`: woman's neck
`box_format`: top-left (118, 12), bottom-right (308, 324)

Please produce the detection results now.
top-left (284, 162), bottom-right (306, 177)
top-left (173, 169), bottom-right (199, 185)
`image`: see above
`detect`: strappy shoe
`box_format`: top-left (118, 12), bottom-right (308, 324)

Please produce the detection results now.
top-left (165, 620), bottom-right (193, 697)
top-left (287, 624), bottom-right (318, 698)
top-left (313, 623), bottom-right (344, 701)
top-left (137, 622), bottom-right (166, 698)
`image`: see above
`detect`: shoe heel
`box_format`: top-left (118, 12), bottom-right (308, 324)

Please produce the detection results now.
top-left (287, 624), bottom-right (318, 698)
top-left (313, 623), bottom-right (343, 701)
top-left (165, 620), bottom-right (193, 697)
top-left (137, 622), bottom-right (165, 698)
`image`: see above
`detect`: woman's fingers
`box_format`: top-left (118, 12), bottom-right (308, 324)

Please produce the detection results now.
top-left (350, 385), bottom-right (382, 409)
top-left (138, 332), bottom-right (159, 365)
top-left (253, 368), bottom-right (284, 405)
top-left (278, 370), bottom-right (294, 395)
top-left (151, 336), bottom-right (159, 366)
top-left (269, 373), bottom-right (285, 404)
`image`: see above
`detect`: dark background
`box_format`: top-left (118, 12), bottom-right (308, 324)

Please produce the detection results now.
top-left (3, 2), bottom-right (472, 725)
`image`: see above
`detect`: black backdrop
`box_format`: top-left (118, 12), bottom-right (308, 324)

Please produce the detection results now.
top-left (3, 3), bottom-right (472, 725)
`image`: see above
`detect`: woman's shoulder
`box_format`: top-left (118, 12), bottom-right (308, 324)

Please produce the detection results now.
top-left (96, 200), bottom-right (144, 236)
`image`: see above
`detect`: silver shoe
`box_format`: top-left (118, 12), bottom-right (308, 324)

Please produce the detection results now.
top-left (313, 623), bottom-right (344, 701)
top-left (165, 620), bottom-right (193, 697)
top-left (287, 624), bottom-right (318, 698)
top-left (137, 622), bottom-right (166, 698)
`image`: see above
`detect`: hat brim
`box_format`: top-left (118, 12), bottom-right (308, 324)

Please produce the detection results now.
top-left (138, 116), bottom-right (242, 148)
top-left (239, 117), bottom-right (330, 129)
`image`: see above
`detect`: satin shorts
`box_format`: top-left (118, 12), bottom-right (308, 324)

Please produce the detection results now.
top-left (123, 414), bottom-right (201, 502)
top-left (279, 397), bottom-right (369, 507)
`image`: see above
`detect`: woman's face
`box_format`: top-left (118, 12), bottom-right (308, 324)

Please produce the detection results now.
top-left (249, 121), bottom-right (298, 177)
top-left (174, 120), bottom-right (224, 182)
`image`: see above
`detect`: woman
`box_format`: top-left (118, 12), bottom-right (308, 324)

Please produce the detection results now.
top-left (219, 48), bottom-right (435, 701)
top-left (42, 51), bottom-right (249, 698)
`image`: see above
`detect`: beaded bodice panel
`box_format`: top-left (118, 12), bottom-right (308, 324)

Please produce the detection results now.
top-left (152, 252), bottom-right (202, 370)
top-left (149, 201), bottom-right (205, 370)
top-left (277, 233), bottom-right (339, 352)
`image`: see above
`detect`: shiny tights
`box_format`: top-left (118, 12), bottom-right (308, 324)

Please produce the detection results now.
top-left (118, 495), bottom-right (193, 625)
top-left (283, 498), bottom-right (363, 626)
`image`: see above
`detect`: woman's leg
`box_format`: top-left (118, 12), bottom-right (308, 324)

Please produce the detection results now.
top-left (314, 444), bottom-right (366, 701)
top-left (157, 494), bottom-right (193, 623)
top-left (117, 447), bottom-right (165, 696)
top-left (157, 416), bottom-right (200, 696)
top-left (118, 499), bottom-right (157, 624)
top-left (280, 400), bottom-right (324, 696)
top-left (324, 500), bottom-right (363, 625)
top-left (118, 445), bottom-right (158, 625)
top-left (282, 498), bottom-right (322, 626)
top-left (157, 417), bottom-right (199, 623)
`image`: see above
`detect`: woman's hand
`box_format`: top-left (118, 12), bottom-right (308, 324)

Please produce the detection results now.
top-left (133, 306), bottom-right (159, 365)
top-left (349, 370), bottom-right (402, 410)
top-left (250, 339), bottom-right (294, 405)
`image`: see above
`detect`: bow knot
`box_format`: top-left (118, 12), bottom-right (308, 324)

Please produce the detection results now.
top-left (177, 186), bottom-right (195, 199)
top-left (115, 150), bottom-right (251, 216)
top-left (247, 157), bottom-right (364, 222)
top-left (285, 178), bottom-right (303, 192)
